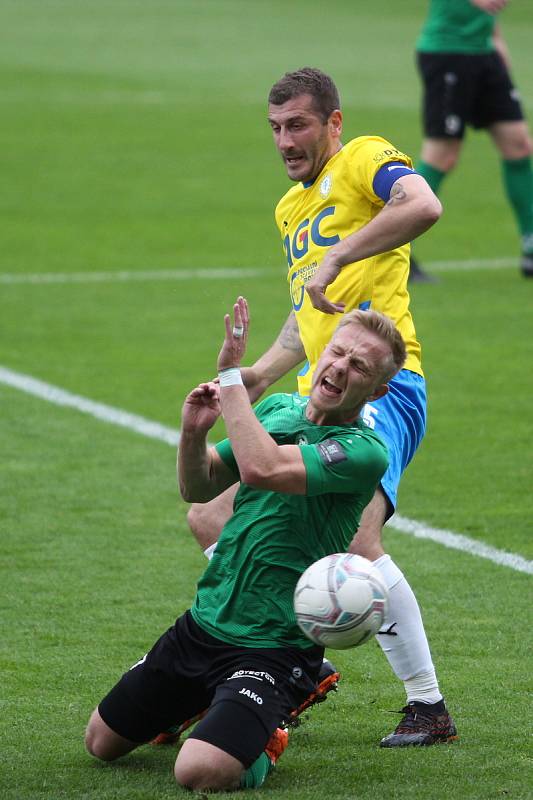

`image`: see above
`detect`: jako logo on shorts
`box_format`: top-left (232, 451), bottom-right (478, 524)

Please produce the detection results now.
top-left (239, 688), bottom-right (263, 704)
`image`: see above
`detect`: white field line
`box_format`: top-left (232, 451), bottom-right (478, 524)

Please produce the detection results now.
top-left (387, 514), bottom-right (532, 575)
top-left (0, 366), bottom-right (179, 447)
top-left (0, 267), bottom-right (269, 285)
top-left (1, 365), bottom-right (532, 576)
top-left (429, 256), bottom-right (516, 272)
top-left (0, 257), bottom-right (517, 285)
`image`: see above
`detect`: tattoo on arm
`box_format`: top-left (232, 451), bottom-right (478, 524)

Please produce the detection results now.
top-left (386, 181), bottom-right (407, 205)
top-left (278, 311), bottom-right (304, 353)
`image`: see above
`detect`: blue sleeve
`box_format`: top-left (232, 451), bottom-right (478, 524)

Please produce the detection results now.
top-left (372, 161), bottom-right (417, 202)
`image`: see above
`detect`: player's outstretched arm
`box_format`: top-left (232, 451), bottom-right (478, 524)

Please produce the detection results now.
top-left (306, 173), bottom-right (442, 313)
top-left (218, 298), bottom-right (308, 494)
top-left (178, 381), bottom-right (238, 502)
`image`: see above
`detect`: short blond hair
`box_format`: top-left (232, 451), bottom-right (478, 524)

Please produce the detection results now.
top-left (334, 310), bottom-right (407, 383)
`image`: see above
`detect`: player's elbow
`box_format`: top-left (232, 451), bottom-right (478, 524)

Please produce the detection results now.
top-left (411, 194), bottom-right (442, 236)
top-left (179, 483), bottom-right (211, 504)
top-left (420, 195), bottom-right (442, 227)
top-left (238, 464), bottom-right (263, 488)
top-left (238, 463), bottom-right (272, 490)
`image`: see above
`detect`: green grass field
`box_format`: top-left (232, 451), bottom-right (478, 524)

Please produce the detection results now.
top-left (1, 2), bottom-right (532, 798)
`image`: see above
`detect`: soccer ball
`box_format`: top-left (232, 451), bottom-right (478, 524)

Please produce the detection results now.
top-left (294, 553), bottom-right (389, 649)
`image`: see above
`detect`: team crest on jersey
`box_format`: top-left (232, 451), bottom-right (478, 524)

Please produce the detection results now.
top-left (319, 174), bottom-right (332, 198)
top-left (296, 433), bottom-right (308, 446)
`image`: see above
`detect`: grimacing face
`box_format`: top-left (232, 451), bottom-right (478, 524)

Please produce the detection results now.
top-left (268, 94), bottom-right (342, 183)
top-left (309, 323), bottom-right (390, 424)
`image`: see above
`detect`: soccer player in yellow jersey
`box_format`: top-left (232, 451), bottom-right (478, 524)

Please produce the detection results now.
top-left (188, 68), bottom-right (457, 747)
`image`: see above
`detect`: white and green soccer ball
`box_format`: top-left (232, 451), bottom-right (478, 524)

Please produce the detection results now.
top-left (294, 553), bottom-right (389, 649)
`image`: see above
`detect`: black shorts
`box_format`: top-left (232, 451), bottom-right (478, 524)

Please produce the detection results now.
top-left (417, 51), bottom-right (524, 139)
top-left (98, 610), bottom-right (323, 768)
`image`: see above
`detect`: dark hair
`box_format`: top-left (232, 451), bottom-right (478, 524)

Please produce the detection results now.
top-left (268, 67), bottom-right (340, 123)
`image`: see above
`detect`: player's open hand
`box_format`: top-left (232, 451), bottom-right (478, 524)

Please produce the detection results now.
top-left (305, 258), bottom-right (345, 315)
top-left (182, 381), bottom-right (221, 433)
top-left (217, 296), bottom-right (250, 372)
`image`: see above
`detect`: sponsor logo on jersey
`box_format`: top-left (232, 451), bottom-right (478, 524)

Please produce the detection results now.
top-left (317, 439), bottom-right (347, 464)
top-left (283, 206), bottom-right (340, 267)
top-left (290, 261), bottom-right (318, 310)
top-left (373, 147), bottom-right (404, 163)
top-left (319, 173), bottom-right (332, 198)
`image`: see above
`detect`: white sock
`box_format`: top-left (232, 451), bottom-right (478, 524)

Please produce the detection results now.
top-left (373, 554), bottom-right (443, 705)
top-left (204, 542), bottom-right (218, 560)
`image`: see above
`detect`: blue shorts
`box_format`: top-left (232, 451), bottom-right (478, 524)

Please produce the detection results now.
top-left (360, 369), bottom-right (426, 514)
top-left (298, 369), bottom-right (426, 517)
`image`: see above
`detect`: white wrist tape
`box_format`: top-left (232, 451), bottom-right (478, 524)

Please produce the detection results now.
top-left (218, 368), bottom-right (243, 387)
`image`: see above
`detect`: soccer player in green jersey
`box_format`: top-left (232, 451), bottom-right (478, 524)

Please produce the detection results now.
top-left (412, 0), bottom-right (533, 280)
top-left (85, 299), bottom-right (409, 792)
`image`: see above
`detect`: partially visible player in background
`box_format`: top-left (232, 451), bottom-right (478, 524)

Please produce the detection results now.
top-left (410, 0), bottom-right (533, 282)
top-left (188, 68), bottom-right (457, 748)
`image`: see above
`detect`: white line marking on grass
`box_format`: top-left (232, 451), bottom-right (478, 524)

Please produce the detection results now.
top-left (428, 257), bottom-right (516, 272)
top-left (1, 364), bottom-right (532, 576)
top-left (387, 514), bottom-right (533, 575)
top-left (0, 366), bottom-right (180, 446)
top-left (0, 257), bottom-right (517, 285)
top-left (0, 268), bottom-right (269, 285)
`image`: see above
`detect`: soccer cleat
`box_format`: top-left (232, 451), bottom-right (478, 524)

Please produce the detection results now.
top-left (282, 658), bottom-right (341, 728)
top-left (408, 256), bottom-right (438, 284)
top-left (265, 727), bottom-right (289, 766)
top-left (521, 253), bottom-right (533, 277)
top-left (379, 703), bottom-right (458, 748)
top-left (150, 710), bottom-right (207, 746)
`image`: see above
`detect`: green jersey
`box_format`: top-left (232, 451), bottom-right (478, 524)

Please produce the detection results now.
top-left (417, 0), bottom-right (496, 54)
top-left (190, 393), bottom-right (388, 650)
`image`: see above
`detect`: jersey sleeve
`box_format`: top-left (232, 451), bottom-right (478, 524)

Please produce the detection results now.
top-left (348, 137), bottom-right (414, 205)
top-left (214, 438), bottom-right (240, 476)
top-left (299, 432), bottom-right (388, 497)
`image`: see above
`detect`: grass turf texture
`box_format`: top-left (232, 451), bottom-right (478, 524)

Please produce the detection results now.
top-left (1, 1), bottom-right (532, 798)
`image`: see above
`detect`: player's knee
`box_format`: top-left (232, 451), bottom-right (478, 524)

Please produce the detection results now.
top-left (174, 758), bottom-right (239, 792)
top-left (187, 503), bottom-right (211, 540)
top-left (518, 132), bottom-right (533, 158)
top-left (503, 136), bottom-right (532, 159)
top-left (421, 139), bottom-right (461, 173)
top-left (85, 726), bottom-right (116, 762)
top-left (437, 149), bottom-right (460, 172)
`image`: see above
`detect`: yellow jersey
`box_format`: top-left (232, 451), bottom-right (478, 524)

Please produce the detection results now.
top-left (274, 136), bottom-right (423, 397)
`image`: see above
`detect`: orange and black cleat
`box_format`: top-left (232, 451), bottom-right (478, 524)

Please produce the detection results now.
top-left (283, 658), bottom-right (341, 729)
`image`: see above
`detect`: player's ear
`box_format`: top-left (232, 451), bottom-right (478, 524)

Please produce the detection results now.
top-left (367, 384), bottom-right (388, 403)
top-left (328, 110), bottom-right (342, 137)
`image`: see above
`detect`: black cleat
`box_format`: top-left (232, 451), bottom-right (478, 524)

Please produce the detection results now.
top-left (283, 658), bottom-right (341, 729)
top-left (408, 256), bottom-right (438, 284)
top-left (521, 253), bottom-right (533, 277)
top-left (380, 702), bottom-right (458, 747)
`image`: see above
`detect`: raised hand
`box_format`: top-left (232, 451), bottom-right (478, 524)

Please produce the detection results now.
top-left (217, 296), bottom-right (250, 372)
top-left (181, 381), bottom-right (221, 433)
